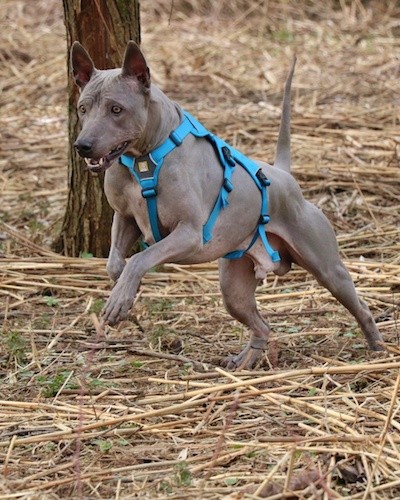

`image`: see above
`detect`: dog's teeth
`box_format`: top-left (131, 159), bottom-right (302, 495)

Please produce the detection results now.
top-left (99, 158), bottom-right (104, 166)
top-left (84, 158), bottom-right (100, 168)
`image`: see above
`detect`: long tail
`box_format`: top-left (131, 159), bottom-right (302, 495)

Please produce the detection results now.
top-left (274, 56), bottom-right (296, 173)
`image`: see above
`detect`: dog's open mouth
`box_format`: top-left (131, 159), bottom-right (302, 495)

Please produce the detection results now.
top-left (84, 141), bottom-right (130, 173)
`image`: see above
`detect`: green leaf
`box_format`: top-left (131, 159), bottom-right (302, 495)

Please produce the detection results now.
top-left (89, 299), bottom-right (105, 315)
top-left (4, 331), bottom-right (26, 362)
top-left (131, 361), bottom-right (144, 368)
top-left (93, 439), bottom-right (113, 453)
top-left (81, 252), bottom-right (93, 259)
top-left (177, 461), bottom-right (191, 486)
top-left (44, 296), bottom-right (59, 307)
top-left (225, 477), bottom-right (238, 486)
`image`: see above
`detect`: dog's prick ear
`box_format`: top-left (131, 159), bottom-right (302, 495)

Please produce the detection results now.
top-left (71, 41), bottom-right (95, 89)
top-left (121, 41), bottom-right (151, 89)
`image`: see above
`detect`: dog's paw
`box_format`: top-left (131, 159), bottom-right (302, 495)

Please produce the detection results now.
top-left (221, 355), bottom-right (238, 371)
top-left (102, 274), bottom-right (140, 326)
top-left (222, 346), bottom-right (264, 371)
top-left (102, 292), bottom-right (133, 326)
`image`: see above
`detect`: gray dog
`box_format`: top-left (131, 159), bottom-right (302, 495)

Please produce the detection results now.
top-left (71, 41), bottom-right (384, 369)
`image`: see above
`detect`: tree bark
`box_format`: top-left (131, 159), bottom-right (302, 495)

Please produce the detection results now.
top-left (56, 0), bottom-right (140, 257)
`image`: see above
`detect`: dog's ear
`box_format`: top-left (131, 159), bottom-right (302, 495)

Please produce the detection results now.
top-left (71, 42), bottom-right (95, 89)
top-left (121, 41), bottom-right (151, 90)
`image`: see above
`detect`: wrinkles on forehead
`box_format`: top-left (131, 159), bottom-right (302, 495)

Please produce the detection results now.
top-left (78, 69), bottom-right (142, 106)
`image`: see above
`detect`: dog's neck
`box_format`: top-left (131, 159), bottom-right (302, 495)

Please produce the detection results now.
top-left (128, 85), bottom-right (181, 157)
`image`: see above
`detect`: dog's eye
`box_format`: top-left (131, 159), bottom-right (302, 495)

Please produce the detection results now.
top-left (111, 105), bottom-right (122, 114)
top-left (79, 105), bottom-right (86, 114)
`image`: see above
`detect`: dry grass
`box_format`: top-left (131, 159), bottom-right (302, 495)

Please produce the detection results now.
top-left (1, 0), bottom-right (400, 498)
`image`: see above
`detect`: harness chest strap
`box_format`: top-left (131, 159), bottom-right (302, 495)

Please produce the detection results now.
top-left (119, 110), bottom-right (280, 263)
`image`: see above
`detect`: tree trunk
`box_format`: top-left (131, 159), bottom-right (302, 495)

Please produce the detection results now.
top-left (55, 0), bottom-right (140, 257)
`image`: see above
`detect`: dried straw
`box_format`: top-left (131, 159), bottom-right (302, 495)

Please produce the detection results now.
top-left (1, 0), bottom-right (400, 498)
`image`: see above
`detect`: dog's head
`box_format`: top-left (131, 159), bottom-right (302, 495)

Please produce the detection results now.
top-left (71, 41), bottom-right (151, 173)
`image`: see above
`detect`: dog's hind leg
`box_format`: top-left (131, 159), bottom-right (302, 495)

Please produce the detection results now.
top-left (316, 263), bottom-right (384, 351)
top-left (219, 256), bottom-right (273, 370)
top-left (287, 202), bottom-right (384, 351)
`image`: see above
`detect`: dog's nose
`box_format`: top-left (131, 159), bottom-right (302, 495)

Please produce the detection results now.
top-left (74, 138), bottom-right (94, 156)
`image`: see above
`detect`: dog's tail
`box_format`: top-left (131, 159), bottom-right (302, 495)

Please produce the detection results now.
top-left (274, 56), bottom-right (296, 173)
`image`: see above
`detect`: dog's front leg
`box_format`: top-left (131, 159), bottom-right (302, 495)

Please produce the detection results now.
top-left (107, 212), bottom-right (142, 282)
top-left (102, 221), bottom-right (202, 326)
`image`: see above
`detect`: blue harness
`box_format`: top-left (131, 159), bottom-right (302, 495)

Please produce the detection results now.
top-left (119, 110), bottom-right (280, 262)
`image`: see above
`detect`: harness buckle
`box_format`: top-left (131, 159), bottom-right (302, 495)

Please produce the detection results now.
top-left (259, 214), bottom-right (270, 225)
top-left (223, 178), bottom-right (233, 192)
top-left (169, 131), bottom-right (183, 146)
top-left (141, 187), bottom-right (157, 198)
top-left (222, 146), bottom-right (236, 167)
top-left (256, 169), bottom-right (271, 187)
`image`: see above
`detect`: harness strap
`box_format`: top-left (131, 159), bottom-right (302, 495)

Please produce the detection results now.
top-left (183, 113), bottom-right (236, 243)
top-left (118, 110), bottom-right (280, 263)
top-left (223, 168), bottom-right (280, 262)
top-left (120, 113), bottom-right (196, 243)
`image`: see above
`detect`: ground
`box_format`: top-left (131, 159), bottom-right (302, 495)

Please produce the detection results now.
top-left (1, 0), bottom-right (400, 498)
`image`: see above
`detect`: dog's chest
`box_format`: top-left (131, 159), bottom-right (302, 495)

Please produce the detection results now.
top-left (104, 166), bottom-right (171, 243)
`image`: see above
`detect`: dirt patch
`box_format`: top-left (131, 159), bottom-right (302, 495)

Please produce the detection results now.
top-left (1, 0), bottom-right (400, 498)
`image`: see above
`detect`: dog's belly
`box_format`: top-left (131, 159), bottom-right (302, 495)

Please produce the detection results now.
top-left (172, 230), bottom-right (289, 276)
top-left (173, 235), bottom-right (253, 265)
